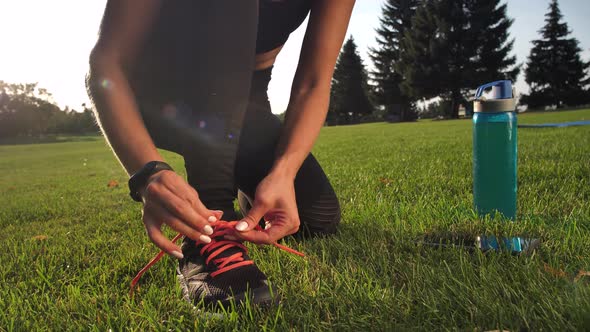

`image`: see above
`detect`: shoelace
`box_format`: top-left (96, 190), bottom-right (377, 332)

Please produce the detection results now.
top-left (130, 220), bottom-right (304, 295)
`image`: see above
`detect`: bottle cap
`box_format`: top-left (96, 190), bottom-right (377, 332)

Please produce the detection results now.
top-left (474, 80), bottom-right (515, 113)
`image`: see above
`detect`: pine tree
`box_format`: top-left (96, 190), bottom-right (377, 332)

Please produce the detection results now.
top-left (399, 0), bottom-right (467, 118)
top-left (469, 0), bottom-right (519, 83)
top-left (522, 0), bottom-right (590, 109)
top-left (329, 36), bottom-right (374, 125)
top-left (400, 0), bottom-right (519, 118)
top-left (398, 0), bottom-right (443, 103)
top-left (369, 0), bottom-right (419, 122)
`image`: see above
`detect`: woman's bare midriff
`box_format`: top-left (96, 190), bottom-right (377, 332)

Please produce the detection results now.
top-left (254, 45), bottom-right (283, 70)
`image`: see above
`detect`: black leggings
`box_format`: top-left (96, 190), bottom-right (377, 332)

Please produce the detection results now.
top-left (142, 68), bottom-right (340, 236)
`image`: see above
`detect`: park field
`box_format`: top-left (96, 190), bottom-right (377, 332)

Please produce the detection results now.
top-left (0, 109), bottom-right (589, 331)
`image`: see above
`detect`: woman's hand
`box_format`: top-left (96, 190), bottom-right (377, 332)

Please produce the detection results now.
top-left (234, 171), bottom-right (300, 244)
top-left (140, 170), bottom-right (223, 259)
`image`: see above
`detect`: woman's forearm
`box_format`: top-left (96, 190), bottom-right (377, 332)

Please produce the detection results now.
top-left (271, 85), bottom-right (331, 179)
top-left (87, 55), bottom-right (163, 175)
top-left (270, 0), bottom-right (354, 181)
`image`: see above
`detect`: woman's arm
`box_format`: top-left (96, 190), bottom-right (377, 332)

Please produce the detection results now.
top-left (88, 0), bottom-right (220, 257)
top-left (236, 0), bottom-right (355, 243)
top-left (88, 0), bottom-right (163, 173)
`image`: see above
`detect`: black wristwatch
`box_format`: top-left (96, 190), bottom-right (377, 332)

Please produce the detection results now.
top-left (128, 161), bottom-right (174, 202)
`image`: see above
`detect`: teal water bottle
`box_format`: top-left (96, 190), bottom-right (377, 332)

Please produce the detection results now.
top-left (473, 80), bottom-right (517, 220)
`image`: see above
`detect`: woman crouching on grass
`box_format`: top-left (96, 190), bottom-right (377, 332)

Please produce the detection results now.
top-left (86, 0), bottom-right (354, 308)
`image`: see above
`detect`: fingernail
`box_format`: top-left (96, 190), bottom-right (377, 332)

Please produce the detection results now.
top-left (199, 235), bottom-right (212, 243)
top-left (171, 251), bottom-right (184, 260)
top-left (203, 225), bottom-right (214, 235)
top-left (235, 221), bottom-right (248, 231)
top-left (208, 215), bottom-right (217, 222)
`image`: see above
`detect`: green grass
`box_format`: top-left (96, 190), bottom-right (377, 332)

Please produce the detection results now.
top-left (1, 109), bottom-right (589, 331)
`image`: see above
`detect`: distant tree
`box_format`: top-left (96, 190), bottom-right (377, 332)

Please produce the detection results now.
top-left (79, 104), bottom-right (100, 133)
top-left (329, 36), bottom-right (374, 125)
top-left (522, 0), bottom-right (590, 109)
top-left (0, 81), bottom-right (99, 138)
top-left (0, 81), bottom-right (60, 138)
top-left (400, 0), bottom-right (519, 118)
top-left (418, 100), bottom-right (450, 119)
top-left (369, 0), bottom-right (419, 122)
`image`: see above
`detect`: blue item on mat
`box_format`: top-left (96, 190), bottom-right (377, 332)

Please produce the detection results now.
top-left (518, 120), bottom-right (590, 128)
top-left (476, 235), bottom-right (541, 254)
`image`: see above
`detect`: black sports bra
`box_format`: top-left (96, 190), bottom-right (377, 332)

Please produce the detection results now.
top-left (130, 1), bottom-right (311, 102)
top-left (257, 0), bottom-right (311, 53)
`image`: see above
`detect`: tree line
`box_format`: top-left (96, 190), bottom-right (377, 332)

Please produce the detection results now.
top-left (328, 0), bottom-right (590, 125)
top-left (0, 81), bottom-right (98, 139)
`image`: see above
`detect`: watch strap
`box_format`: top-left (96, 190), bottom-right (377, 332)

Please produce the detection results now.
top-left (128, 161), bottom-right (174, 202)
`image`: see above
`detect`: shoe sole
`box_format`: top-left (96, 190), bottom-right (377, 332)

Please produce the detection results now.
top-left (178, 271), bottom-right (280, 310)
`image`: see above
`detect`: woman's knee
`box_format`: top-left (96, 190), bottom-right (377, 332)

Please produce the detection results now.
top-left (297, 190), bottom-right (341, 238)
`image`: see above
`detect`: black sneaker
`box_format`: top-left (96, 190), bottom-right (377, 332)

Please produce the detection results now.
top-left (177, 221), bottom-right (278, 308)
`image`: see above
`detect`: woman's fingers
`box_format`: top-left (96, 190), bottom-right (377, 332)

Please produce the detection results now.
top-left (161, 171), bottom-right (221, 224)
top-left (143, 214), bottom-right (184, 259)
top-left (144, 173), bottom-right (214, 235)
top-left (183, 185), bottom-right (221, 222)
top-left (236, 224), bottom-right (297, 244)
top-left (267, 215), bottom-right (300, 240)
top-left (236, 229), bottom-right (272, 244)
top-left (152, 203), bottom-right (212, 243)
top-left (167, 217), bottom-right (212, 244)
top-left (236, 199), bottom-right (268, 232)
top-left (236, 213), bottom-right (300, 244)
top-left (212, 210), bottom-right (224, 221)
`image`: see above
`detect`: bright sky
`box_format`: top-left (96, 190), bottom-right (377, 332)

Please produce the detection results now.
top-left (0, 0), bottom-right (588, 113)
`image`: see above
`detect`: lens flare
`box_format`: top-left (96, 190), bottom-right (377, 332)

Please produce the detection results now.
top-left (161, 103), bottom-right (177, 118)
top-left (100, 79), bottom-right (113, 90)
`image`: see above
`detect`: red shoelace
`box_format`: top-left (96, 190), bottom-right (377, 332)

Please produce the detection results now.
top-left (130, 220), bottom-right (304, 295)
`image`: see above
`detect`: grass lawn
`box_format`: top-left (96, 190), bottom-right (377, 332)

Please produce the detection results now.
top-left (0, 109), bottom-right (588, 331)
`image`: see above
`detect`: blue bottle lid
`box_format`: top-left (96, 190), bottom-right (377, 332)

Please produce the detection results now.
top-left (475, 80), bottom-right (512, 100)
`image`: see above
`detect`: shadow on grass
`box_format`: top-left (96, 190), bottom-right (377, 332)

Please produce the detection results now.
top-left (299, 214), bottom-right (546, 268)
